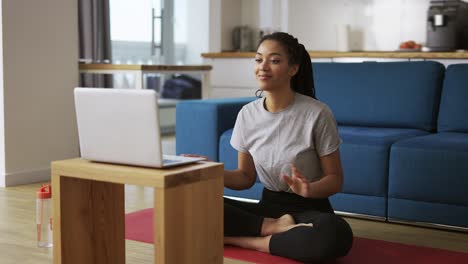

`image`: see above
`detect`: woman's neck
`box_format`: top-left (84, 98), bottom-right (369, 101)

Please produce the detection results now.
top-left (264, 89), bottom-right (295, 113)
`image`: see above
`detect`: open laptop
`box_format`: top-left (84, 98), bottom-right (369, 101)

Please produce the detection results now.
top-left (73, 87), bottom-right (205, 168)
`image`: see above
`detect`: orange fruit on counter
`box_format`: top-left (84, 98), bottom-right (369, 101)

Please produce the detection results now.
top-left (399, 40), bottom-right (420, 50)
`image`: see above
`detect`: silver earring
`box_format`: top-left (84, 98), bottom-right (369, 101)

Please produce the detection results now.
top-left (255, 89), bottom-right (264, 98)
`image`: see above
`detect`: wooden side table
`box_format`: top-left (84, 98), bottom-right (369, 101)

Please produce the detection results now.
top-left (51, 158), bottom-right (224, 264)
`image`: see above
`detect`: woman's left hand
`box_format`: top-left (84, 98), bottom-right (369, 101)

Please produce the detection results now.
top-left (282, 165), bottom-right (312, 198)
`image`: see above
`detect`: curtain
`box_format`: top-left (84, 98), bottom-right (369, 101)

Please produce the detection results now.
top-left (78, 0), bottom-right (113, 87)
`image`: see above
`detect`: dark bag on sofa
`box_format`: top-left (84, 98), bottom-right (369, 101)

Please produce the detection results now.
top-left (161, 74), bottom-right (201, 99)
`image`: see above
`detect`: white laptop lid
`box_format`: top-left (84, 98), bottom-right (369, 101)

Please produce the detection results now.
top-left (74, 88), bottom-right (165, 167)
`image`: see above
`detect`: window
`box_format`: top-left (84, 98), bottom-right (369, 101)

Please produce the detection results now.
top-left (110, 0), bottom-right (187, 65)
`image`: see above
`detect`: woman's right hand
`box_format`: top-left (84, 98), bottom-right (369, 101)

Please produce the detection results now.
top-left (180, 154), bottom-right (211, 161)
top-left (282, 164), bottom-right (313, 198)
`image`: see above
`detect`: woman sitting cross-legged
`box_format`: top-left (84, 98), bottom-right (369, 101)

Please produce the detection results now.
top-left (188, 32), bottom-right (353, 263)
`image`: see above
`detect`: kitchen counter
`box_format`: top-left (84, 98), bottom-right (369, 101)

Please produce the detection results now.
top-left (79, 63), bottom-right (212, 98)
top-left (79, 63), bottom-right (212, 71)
top-left (201, 51), bottom-right (468, 98)
top-left (202, 51), bottom-right (468, 59)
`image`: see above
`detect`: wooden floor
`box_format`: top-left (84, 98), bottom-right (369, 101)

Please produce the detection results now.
top-left (0, 182), bottom-right (467, 264)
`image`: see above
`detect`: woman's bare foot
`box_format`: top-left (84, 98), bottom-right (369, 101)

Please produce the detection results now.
top-left (261, 214), bottom-right (313, 236)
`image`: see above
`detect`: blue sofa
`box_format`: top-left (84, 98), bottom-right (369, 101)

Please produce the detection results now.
top-left (176, 61), bottom-right (468, 230)
top-left (388, 64), bottom-right (468, 228)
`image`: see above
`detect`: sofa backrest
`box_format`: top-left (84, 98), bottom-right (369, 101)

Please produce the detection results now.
top-left (176, 97), bottom-right (255, 161)
top-left (438, 64), bottom-right (468, 133)
top-left (313, 61), bottom-right (445, 131)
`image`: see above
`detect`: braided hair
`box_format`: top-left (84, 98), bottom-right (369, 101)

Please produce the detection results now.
top-left (255, 32), bottom-right (316, 99)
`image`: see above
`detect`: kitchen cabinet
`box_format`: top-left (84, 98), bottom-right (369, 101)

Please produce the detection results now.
top-left (203, 51), bottom-right (468, 98)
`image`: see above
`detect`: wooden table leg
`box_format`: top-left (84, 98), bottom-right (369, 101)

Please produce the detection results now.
top-left (52, 175), bottom-right (125, 264)
top-left (154, 173), bottom-right (223, 264)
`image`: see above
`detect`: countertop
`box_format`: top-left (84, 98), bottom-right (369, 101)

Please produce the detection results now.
top-left (201, 51), bottom-right (468, 59)
top-left (79, 63), bottom-right (212, 71)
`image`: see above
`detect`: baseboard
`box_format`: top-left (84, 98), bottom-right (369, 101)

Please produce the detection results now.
top-left (388, 218), bottom-right (468, 233)
top-left (2, 167), bottom-right (51, 187)
top-left (334, 210), bottom-right (387, 221)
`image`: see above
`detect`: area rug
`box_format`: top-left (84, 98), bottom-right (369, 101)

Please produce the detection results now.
top-left (125, 208), bottom-right (468, 264)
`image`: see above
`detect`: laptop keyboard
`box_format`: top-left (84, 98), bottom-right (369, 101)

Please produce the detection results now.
top-left (163, 159), bottom-right (180, 164)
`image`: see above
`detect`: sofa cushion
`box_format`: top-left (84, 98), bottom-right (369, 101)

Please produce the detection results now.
top-left (220, 129), bottom-right (264, 200)
top-left (338, 126), bottom-right (429, 196)
top-left (224, 183), bottom-right (264, 201)
top-left (388, 132), bottom-right (468, 227)
top-left (219, 129), bottom-right (260, 183)
top-left (313, 61), bottom-right (444, 131)
top-left (332, 126), bottom-right (428, 217)
top-left (388, 198), bottom-right (468, 228)
top-left (330, 193), bottom-right (386, 217)
top-left (176, 97), bottom-right (255, 161)
top-left (219, 129), bottom-right (238, 170)
top-left (438, 64), bottom-right (468, 133)
top-left (389, 132), bottom-right (468, 206)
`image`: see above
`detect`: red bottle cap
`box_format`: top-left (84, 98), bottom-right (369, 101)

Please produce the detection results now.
top-left (37, 184), bottom-right (52, 199)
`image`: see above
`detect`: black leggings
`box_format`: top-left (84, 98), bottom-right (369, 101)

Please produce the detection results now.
top-left (224, 188), bottom-right (353, 263)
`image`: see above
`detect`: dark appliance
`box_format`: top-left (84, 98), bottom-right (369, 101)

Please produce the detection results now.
top-left (232, 26), bottom-right (253, 51)
top-left (426, 0), bottom-right (468, 51)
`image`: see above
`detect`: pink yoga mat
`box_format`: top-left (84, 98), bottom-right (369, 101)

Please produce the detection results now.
top-left (125, 208), bottom-right (468, 264)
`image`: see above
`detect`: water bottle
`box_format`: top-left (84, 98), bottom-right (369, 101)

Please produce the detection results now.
top-left (36, 184), bottom-right (52, 248)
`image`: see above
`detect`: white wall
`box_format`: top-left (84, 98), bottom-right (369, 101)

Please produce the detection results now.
top-left (241, 0), bottom-right (259, 30)
top-left (0, 1), bottom-right (4, 186)
top-left (220, 0), bottom-right (432, 52)
top-left (220, 0), bottom-right (242, 51)
top-left (1, 0), bottom-right (79, 186)
top-left (208, 0), bottom-right (222, 52)
top-left (286, 0), bottom-right (430, 51)
top-left (185, 0), bottom-right (210, 64)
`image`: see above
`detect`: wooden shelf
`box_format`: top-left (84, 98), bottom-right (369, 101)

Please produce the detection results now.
top-left (202, 51), bottom-right (468, 59)
top-left (79, 64), bottom-right (212, 71)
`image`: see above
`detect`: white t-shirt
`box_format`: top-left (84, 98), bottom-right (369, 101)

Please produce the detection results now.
top-left (230, 93), bottom-right (342, 192)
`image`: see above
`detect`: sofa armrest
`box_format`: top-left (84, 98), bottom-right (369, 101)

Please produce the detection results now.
top-left (176, 97), bottom-right (255, 161)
